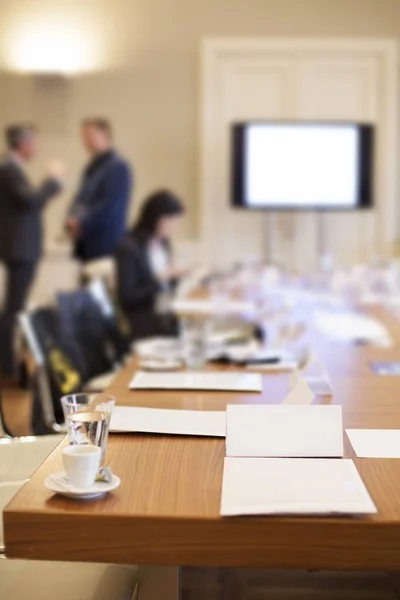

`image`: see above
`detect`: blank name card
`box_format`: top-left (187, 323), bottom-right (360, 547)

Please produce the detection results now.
top-left (220, 457), bottom-right (377, 516)
top-left (129, 371), bottom-right (263, 392)
top-left (346, 429), bottom-right (400, 458)
top-left (226, 404), bottom-right (344, 458)
top-left (110, 406), bottom-right (226, 437)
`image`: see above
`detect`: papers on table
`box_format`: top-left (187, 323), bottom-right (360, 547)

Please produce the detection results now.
top-left (226, 405), bottom-right (343, 458)
top-left (110, 406), bottom-right (226, 437)
top-left (172, 298), bottom-right (255, 316)
top-left (220, 457), bottom-right (376, 516)
top-left (346, 429), bottom-right (400, 458)
top-left (129, 371), bottom-right (263, 392)
top-left (314, 310), bottom-right (392, 347)
top-left (282, 376), bottom-right (314, 405)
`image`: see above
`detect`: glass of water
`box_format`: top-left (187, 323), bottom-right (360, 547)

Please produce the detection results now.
top-left (61, 393), bottom-right (115, 466)
top-left (181, 317), bottom-right (210, 370)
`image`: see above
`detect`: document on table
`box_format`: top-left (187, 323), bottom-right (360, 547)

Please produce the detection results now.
top-left (220, 457), bottom-right (377, 516)
top-left (282, 377), bottom-right (314, 405)
top-left (129, 371), bottom-right (263, 392)
top-left (346, 429), bottom-right (400, 458)
top-left (110, 406), bottom-right (226, 437)
top-left (226, 404), bottom-right (343, 457)
top-left (314, 311), bottom-right (392, 347)
top-left (172, 298), bottom-right (255, 316)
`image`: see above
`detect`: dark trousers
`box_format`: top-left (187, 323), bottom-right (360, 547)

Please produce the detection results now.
top-left (0, 261), bottom-right (37, 376)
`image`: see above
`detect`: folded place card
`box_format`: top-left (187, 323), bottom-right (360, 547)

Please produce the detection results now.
top-left (110, 406), bottom-right (226, 437)
top-left (346, 429), bottom-right (400, 458)
top-left (281, 377), bottom-right (315, 405)
top-left (226, 404), bottom-right (343, 457)
top-left (220, 457), bottom-right (377, 516)
top-left (129, 371), bottom-right (263, 392)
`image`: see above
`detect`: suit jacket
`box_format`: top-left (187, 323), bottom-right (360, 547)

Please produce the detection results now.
top-left (69, 150), bottom-right (132, 262)
top-left (0, 157), bottom-right (61, 263)
top-left (115, 230), bottom-right (178, 339)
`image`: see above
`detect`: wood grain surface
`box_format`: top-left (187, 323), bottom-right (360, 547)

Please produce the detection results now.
top-left (5, 306), bottom-right (400, 570)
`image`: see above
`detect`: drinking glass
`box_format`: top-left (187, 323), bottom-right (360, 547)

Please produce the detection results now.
top-left (61, 393), bottom-right (115, 465)
top-left (181, 317), bottom-right (210, 370)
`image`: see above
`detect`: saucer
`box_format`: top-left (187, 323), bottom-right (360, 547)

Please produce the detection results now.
top-left (139, 358), bottom-right (182, 371)
top-left (45, 472), bottom-right (121, 500)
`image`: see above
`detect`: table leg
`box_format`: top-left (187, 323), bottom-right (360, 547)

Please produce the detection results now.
top-left (137, 566), bottom-right (181, 600)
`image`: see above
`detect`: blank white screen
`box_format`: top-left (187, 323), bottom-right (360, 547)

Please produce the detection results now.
top-left (245, 124), bottom-right (359, 208)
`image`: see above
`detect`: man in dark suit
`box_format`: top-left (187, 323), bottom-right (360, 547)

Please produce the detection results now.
top-left (66, 118), bottom-right (133, 264)
top-left (0, 124), bottom-right (63, 379)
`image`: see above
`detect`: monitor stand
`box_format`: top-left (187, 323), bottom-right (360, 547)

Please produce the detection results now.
top-left (317, 212), bottom-right (334, 273)
top-left (264, 212), bottom-right (274, 264)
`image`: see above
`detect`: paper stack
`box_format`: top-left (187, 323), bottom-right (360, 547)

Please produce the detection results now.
top-left (221, 403), bottom-right (376, 517)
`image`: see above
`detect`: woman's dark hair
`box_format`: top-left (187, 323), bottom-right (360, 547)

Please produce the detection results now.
top-left (134, 190), bottom-right (185, 238)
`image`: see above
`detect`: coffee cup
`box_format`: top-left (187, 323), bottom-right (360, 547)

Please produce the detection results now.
top-left (62, 445), bottom-right (101, 488)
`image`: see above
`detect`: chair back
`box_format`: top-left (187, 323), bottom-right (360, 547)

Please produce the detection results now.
top-left (87, 280), bottom-right (132, 362)
top-left (57, 289), bottom-right (116, 381)
top-left (19, 308), bottom-right (81, 434)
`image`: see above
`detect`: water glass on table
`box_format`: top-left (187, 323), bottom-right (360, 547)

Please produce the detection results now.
top-left (61, 393), bottom-right (115, 466)
top-left (181, 317), bottom-right (210, 369)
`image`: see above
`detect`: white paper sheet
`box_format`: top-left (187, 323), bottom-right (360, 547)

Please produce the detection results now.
top-left (110, 406), bottom-right (226, 437)
top-left (129, 371), bottom-right (263, 392)
top-left (226, 404), bottom-right (343, 457)
top-left (346, 429), bottom-right (400, 458)
top-left (220, 457), bottom-right (377, 516)
top-left (172, 298), bottom-right (255, 316)
top-left (281, 378), bottom-right (315, 405)
top-left (314, 311), bottom-right (392, 347)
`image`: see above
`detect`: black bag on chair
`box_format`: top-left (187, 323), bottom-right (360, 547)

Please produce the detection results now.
top-left (57, 290), bottom-right (116, 382)
top-left (29, 308), bottom-right (82, 434)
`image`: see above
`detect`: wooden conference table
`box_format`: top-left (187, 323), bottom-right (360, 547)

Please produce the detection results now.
top-left (4, 306), bottom-right (400, 597)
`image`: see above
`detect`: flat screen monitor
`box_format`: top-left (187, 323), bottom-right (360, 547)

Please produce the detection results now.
top-left (231, 122), bottom-right (374, 211)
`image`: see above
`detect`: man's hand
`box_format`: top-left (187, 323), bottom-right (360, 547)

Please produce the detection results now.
top-left (65, 216), bottom-right (81, 240)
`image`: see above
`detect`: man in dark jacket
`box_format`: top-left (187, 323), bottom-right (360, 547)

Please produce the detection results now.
top-left (0, 124), bottom-right (63, 379)
top-left (66, 118), bottom-right (133, 263)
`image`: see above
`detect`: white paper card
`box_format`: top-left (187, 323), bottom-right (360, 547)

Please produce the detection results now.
top-left (110, 406), bottom-right (226, 437)
top-left (282, 378), bottom-right (315, 405)
top-left (314, 311), bottom-right (392, 347)
top-left (220, 457), bottom-right (377, 516)
top-left (172, 299), bottom-right (254, 316)
top-left (129, 371), bottom-right (262, 392)
top-left (346, 429), bottom-right (400, 458)
top-left (226, 405), bottom-right (343, 457)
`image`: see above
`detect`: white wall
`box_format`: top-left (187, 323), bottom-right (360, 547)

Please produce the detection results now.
top-left (0, 0), bottom-right (399, 282)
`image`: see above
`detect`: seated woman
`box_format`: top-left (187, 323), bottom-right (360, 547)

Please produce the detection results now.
top-left (115, 190), bottom-right (185, 340)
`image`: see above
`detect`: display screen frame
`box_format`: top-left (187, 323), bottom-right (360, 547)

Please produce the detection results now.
top-left (231, 121), bottom-right (375, 212)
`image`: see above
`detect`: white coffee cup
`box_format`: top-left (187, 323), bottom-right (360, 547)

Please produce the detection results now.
top-left (62, 445), bottom-right (101, 488)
